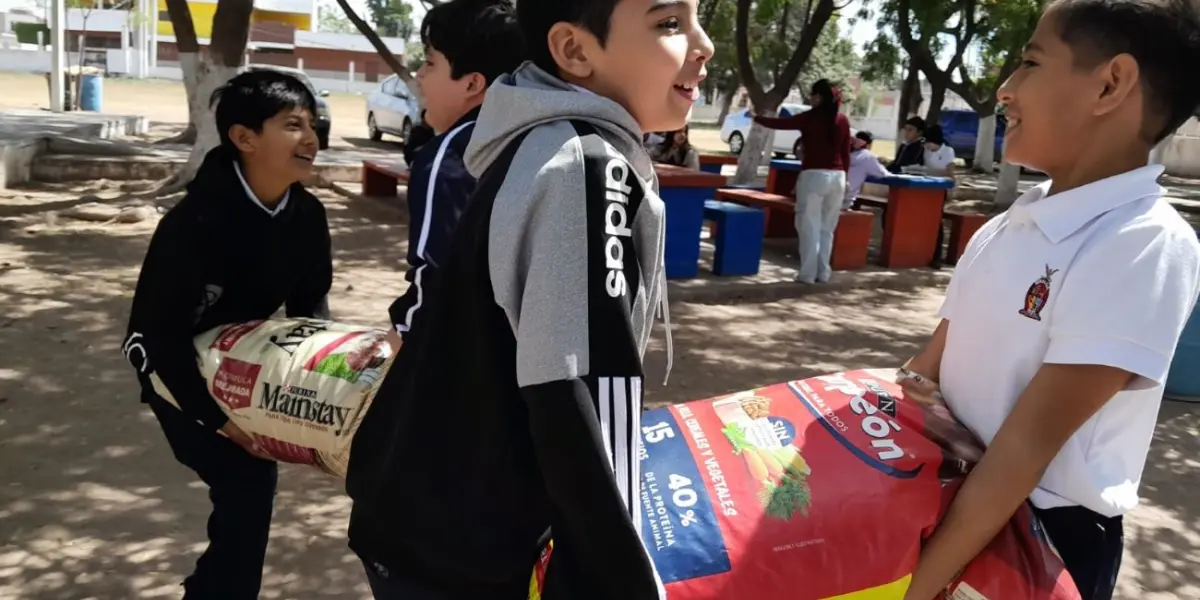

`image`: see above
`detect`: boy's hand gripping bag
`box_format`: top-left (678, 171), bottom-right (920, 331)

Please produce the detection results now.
top-left (150, 318), bottom-right (392, 477)
top-left (530, 370), bottom-right (1080, 600)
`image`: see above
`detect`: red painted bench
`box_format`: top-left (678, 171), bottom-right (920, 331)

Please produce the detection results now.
top-left (698, 153), bottom-right (739, 174)
top-left (831, 210), bottom-right (874, 271)
top-left (944, 211), bottom-right (990, 265)
top-left (362, 160), bottom-right (410, 197)
top-left (714, 188), bottom-right (796, 238)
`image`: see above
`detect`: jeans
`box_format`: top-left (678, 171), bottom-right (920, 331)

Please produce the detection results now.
top-left (1033, 505), bottom-right (1124, 600)
top-left (794, 169), bottom-right (847, 283)
top-left (149, 398), bottom-right (278, 600)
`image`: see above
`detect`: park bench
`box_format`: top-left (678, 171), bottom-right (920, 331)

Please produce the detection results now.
top-left (831, 210), bottom-right (874, 271)
top-left (715, 188), bottom-right (796, 238)
top-left (703, 200), bottom-right (765, 276)
top-left (944, 210), bottom-right (990, 265)
top-left (698, 153), bottom-right (740, 174)
top-left (361, 159), bottom-right (410, 198)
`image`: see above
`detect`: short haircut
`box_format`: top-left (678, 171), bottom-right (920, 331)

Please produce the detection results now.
top-left (855, 130), bottom-right (875, 145)
top-left (211, 69), bottom-right (317, 151)
top-left (904, 116), bottom-right (927, 132)
top-left (516, 0), bottom-right (619, 74)
top-left (422, 0), bottom-right (525, 83)
top-left (1051, 0), bottom-right (1200, 142)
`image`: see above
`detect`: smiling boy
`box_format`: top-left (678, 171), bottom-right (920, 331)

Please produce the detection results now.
top-left (900, 2), bottom-right (1200, 600)
top-left (344, 0), bottom-right (713, 598)
top-left (122, 70), bottom-right (332, 599)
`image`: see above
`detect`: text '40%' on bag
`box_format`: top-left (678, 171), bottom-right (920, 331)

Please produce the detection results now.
top-left (154, 319), bottom-right (1079, 599)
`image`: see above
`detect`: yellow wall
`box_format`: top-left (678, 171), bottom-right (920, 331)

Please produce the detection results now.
top-left (157, 2), bottom-right (312, 38)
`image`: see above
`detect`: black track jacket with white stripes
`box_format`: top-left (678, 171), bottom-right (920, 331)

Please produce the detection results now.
top-left (387, 107), bottom-right (479, 337)
top-left (346, 63), bottom-right (667, 599)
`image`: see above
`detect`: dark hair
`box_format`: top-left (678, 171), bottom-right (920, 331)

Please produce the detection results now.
top-left (924, 124), bottom-right (946, 146)
top-left (656, 126), bottom-right (694, 164)
top-left (811, 79), bottom-right (840, 143)
top-left (517, 0), bottom-right (618, 74)
top-left (211, 69), bottom-right (318, 152)
top-left (904, 116), bottom-right (927, 132)
top-left (422, 0), bottom-right (525, 83)
top-left (1051, 0), bottom-right (1200, 142)
top-left (855, 130), bottom-right (875, 145)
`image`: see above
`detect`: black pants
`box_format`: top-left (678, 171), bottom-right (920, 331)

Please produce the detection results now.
top-left (1033, 505), bottom-right (1124, 600)
top-left (149, 398), bottom-right (278, 600)
top-left (360, 557), bottom-right (529, 600)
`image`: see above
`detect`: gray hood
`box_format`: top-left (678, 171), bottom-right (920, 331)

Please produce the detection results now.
top-left (465, 62), bottom-right (652, 182)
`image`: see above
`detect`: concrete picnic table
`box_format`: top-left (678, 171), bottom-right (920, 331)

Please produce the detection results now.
top-left (654, 163), bottom-right (728, 279)
top-left (865, 174), bottom-right (956, 268)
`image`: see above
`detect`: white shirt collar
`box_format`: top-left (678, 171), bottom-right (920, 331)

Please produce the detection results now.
top-left (233, 161), bottom-right (290, 217)
top-left (1009, 164), bottom-right (1165, 244)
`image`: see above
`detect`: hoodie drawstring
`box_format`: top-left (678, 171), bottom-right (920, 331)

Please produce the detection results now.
top-left (658, 248), bottom-right (674, 386)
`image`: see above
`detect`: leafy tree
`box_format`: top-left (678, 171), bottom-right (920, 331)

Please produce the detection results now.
top-left (318, 1), bottom-right (357, 33)
top-left (730, 0), bottom-right (849, 183)
top-left (367, 0), bottom-right (415, 39)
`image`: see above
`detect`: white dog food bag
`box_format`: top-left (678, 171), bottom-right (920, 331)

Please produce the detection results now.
top-left (150, 318), bottom-right (392, 477)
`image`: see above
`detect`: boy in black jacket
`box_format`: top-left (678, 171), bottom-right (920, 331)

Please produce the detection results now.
top-left (121, 70), bottom-right (332, 600)
top-left (382, 0), bottom-right (524, 350)
top-left (346, 0), bottom-right (713, 598)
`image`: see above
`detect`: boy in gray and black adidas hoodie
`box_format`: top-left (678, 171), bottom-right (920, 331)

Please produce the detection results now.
top-left (345, 0), bottom-right (714, 598)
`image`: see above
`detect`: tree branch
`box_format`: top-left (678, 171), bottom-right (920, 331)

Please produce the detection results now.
top-left (164, 0), bottom-right (198, 53)
top-left (335, 0), bottom-right (413, 82)
top-left (210, 0), bottom-right (254, 67)
top-left (771, 0), bottom-right (836, 102)
top-left (734, 0), bottom-right (765, 108)
top-left (701, 0), bottom-right (723, 30)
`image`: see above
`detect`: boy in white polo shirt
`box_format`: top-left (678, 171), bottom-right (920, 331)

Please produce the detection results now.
top-left (899, 2), bottom-right (1200, 600)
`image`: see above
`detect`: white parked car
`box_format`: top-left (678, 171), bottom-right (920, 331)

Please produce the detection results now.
top-left (720, 103), bottom-right (810, 158)
top-left (366, 74), bottom-right (422, 142)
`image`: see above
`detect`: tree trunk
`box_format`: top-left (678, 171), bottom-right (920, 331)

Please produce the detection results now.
top-left (715, 84), bottom-right (737, 127)
top-left (732, 109), bottom-right (778, 185)
top-left (972, 112), bottom-right (997, 172)
top-left (156, 0), bottom-right (252, 195)
top-left (995, 162), bottom-right (1021, 211)
top-left (897, 64), bottom-right (922, 133)
top-left (924, 81), bottom-right (946, 126)
top-left (159, 0), bottom-right (200, 145)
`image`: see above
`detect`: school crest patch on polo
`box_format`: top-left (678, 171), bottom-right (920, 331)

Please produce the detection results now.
top-left (1018, 265), bottom-right (1059, 321)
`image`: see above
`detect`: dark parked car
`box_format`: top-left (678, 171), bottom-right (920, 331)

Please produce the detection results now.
top-left (938, 109), bottom-right (1006, 164)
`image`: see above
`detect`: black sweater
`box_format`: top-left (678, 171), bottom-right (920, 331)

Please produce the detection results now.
top-left (122, 147), bottom-right (333, 431)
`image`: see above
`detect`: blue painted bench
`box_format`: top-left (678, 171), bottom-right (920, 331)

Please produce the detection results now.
top-left (703, 200), bottom-right (765, 276)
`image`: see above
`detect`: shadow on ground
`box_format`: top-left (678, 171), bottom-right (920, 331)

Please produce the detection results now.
top-left (0, 181), bottom-right (1196, 599)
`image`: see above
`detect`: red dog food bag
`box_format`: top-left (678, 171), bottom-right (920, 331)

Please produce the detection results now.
top-left (530, 370), bottom-right (1080, 600)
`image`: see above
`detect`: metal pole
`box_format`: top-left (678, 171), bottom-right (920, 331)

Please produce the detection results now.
top-left (49, 0), bottom-right (65, 112)
top-left (149, 0), bottom-right (159, 69)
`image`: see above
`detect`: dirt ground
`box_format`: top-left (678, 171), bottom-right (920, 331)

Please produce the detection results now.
top-left (0, 174), bottom-right (1196, 599)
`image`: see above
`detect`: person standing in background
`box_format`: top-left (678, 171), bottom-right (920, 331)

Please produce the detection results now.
top-left (845, 131), bottom-right (889, 209)
top-left (755, 79), bottom-right (852, 284)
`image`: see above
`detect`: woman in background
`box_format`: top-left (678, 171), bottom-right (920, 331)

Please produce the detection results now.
top-left (754, 79), bottom-right (852, 284)
top-left (651, 126), bottom-right (701, 170)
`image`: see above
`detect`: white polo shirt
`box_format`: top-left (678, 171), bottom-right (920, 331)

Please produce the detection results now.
top-left (938, 164), bottom-right (1200, 517)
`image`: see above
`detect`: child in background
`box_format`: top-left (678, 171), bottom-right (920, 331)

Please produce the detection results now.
top-left (377, 0), bottom-right (525, 354)
top-left (121, 70), bottom-right (332, 599)
top-left (345, 0), bottom-right (712, 597)
top-left (650, 125), bottom-right (701, 170)
top-left (890, 115), bottom-right (926, 173)
top-left (844, 130), bottom-right (889, 209)
top-left (920, 124), bottom-right (956, 176)
top-left (900, 1), bottom-right (1200, 599)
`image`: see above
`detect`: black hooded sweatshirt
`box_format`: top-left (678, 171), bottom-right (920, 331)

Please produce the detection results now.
top-left (121, 146), bottom-right (333, 430)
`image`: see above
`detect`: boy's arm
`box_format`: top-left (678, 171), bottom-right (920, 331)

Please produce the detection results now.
top-left (492, 142), bottom-right (662, 599)
top-left (903, 223), bottom-right (1200, 599)
top-left (867, 154), bottom-right (890, 180)
top-left (285, 204), bottom-right (333, 320)
top-left (127, 213), bottom-right (228, 431)
top-left (388, 143), bottom-right (476, 336)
